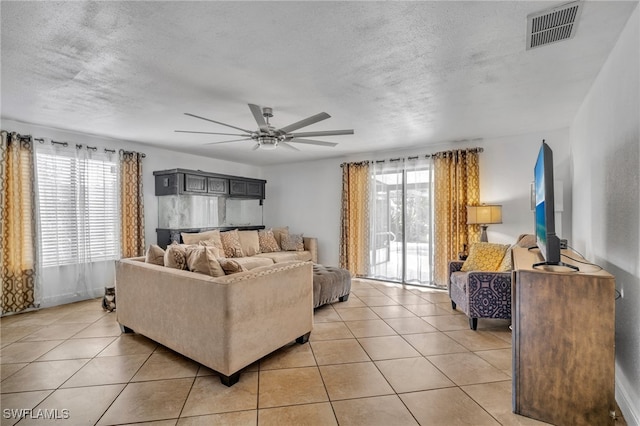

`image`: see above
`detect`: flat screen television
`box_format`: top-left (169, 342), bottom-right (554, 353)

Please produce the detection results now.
top-left (534, 141), bottom-right (561, 265)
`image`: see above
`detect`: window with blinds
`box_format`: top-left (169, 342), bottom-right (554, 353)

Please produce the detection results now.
top-left (36, 149), bottom-right (119, 267)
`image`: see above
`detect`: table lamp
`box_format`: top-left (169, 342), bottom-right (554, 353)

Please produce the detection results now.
top-left (467, 205), bottom-right (502, 242)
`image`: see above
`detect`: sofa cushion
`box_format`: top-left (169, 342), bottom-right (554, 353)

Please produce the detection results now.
top-left (238, 230), bottom-right (260, 257)
top-left (258, 229), bottom-right (281, 253)
top-left (220, 229), bottom-right (244, 258)
top-left (232, 256), bottom-right (274, 270)
top-left (145, 244), bottom-right (165, 266)
top-left (185, 246), bottom-right (225, 277)
top-left (219, 258), bottom-right (248, 275)
top-left (281, 233), bottom-right (304, 251)
top-left (255, 251), bottom-right (312, 263)
top-left (164, 243), bottom-right (188, 270)
top-left (181, 230), bottom-right (223, 251)
top-left (461, 242), bottom-right (510, 272)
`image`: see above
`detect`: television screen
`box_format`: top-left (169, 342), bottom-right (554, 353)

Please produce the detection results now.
top-left (534, 141), bottom-right (561, 264)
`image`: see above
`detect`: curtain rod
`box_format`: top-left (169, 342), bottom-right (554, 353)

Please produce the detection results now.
top-left (31, 137), bottom-right (145, 157)
top-left (341, 147), bottom-right (483, 167)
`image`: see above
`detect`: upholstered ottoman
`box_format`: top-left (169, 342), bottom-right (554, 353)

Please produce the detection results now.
top-left (313, 264), bottom-right (351, 308)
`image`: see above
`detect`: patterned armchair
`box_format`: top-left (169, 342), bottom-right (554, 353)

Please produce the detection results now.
top-left (448, 260), bottom-right (511, 330)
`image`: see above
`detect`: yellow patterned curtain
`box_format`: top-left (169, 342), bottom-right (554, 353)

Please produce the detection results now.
top-left (339, 161), bottom-right (370, 276)
top-left (0, 131), bottom-right (38, 314)
top-left (433, 149), bottom-right (480, 286)
top-left (120, 151), bottom-right (145, 258)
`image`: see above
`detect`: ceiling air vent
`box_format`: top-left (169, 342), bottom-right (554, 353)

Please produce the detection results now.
top-left (526, 1), bottom-right (583, 50)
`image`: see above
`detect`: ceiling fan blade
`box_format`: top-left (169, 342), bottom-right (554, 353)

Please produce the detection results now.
top-left (277, 112), bottom-right (331, 134)
top-left (280, 142), bottom-right (300, 151)
top-left (184, 113), bottom-right (253, 133)
top-left (289, 129), bottom-right (354, 138)
top-left (203, 138), bottom-right (252, 145)
top-left (252, 144), bottom-right (260, 151)
top-left (287, 139), bottom-right (338, 147)
top-left (248, 104), bottom-right (269, 132)
top-left (175, 130), bottom-right (248, 136)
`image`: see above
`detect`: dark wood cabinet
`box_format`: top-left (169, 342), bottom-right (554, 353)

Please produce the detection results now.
top-left (208, 177), bottom-right (228, 195)
top-left (153, 169), bottom-right (265, 199)
top-left (512, 246), bottom-right (616, 426)
top-left (184, 174), bottom-right (207, 193)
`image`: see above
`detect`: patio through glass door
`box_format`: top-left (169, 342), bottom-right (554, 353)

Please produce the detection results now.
top-left (368, 157), bottom-right (436, 287)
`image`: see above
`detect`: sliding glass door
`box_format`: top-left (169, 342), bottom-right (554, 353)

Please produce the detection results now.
top-left (368, 157), bottom-right (435, 286)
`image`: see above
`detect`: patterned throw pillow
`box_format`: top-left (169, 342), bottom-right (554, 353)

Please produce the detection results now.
top-left (218, 258), bottom-right (248, 275)
top-left (280, 233), bottom-right (304, 251)
top-left (220, 229), bottom-right (244, 258)
top-left (461, 242), bottom-right (510, 272)
top-left (164, 243), bottom-right (188, 270)
top-left (145, 244), bottom-right (165, 266)
top-left (185, 246), bottom-right (225, 277)
top-left (258, 229), bottom-right (281, 253)
top-left (497, 245), bottom-right (514, 272)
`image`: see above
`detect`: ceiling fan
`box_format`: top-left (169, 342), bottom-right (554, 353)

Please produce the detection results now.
top-left (175, 104), bottom-right (354, 151)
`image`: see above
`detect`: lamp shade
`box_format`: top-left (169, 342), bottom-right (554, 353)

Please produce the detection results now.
top-left (467, 205), bottom-right (502, 225)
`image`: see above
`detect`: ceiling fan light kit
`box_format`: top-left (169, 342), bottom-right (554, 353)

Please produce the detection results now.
top-left (176, 104), bottom-right (354, 151)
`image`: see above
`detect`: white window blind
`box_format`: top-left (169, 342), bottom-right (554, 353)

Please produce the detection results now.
top-left (36, 147), bottom-right (119, 268)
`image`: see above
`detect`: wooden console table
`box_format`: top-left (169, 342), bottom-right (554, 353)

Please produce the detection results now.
top-left (512, 246), bottom-right (616, 425)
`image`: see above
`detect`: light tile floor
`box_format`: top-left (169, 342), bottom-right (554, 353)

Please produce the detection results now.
top-left (0, 278), bottom-right (626, 425)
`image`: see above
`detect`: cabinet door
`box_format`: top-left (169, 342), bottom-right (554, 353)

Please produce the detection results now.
top-left (208, 177), bottom-right (228, 195)
top-left (229, 180), bottom-right (247, 196)
top-left (184, 174), bottom-right (207, 193)
top-left (246, 181), bottom-right (264, 198)
top-left (155, 174), bottom-right (178, 196)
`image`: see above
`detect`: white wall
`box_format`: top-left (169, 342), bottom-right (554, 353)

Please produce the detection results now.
top-left (1, 119), bottom-right (263, 248)
top-left (570, 6), bottom-right (639, 424)
top-left (263, 127), bottom-right (571, 266)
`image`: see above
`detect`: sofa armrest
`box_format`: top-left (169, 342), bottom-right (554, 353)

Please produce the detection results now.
top-left (449, 260), bottom-right (464, 276)
top-left (466, 271), bottom-right (512, 319)
top-left (304, 237), bottom-right (318, 263)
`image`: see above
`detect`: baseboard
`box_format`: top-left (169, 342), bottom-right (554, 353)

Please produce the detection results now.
top-left (616, 364), bottom-right (640, 426)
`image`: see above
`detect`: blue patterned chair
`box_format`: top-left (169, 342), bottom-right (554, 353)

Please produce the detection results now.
top-left (448, 261), bottom-right (511, 330)
top-left (448, 235), bottom-right (536, 330)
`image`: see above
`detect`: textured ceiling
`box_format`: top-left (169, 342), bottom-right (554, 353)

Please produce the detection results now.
top-left (1, 1), bottom-right (637, 165)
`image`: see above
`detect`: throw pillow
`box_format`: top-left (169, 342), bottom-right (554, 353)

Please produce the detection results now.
top-left (271, 226), bottom-right (289, 247)
top-left (238, 230), bottom-right (260, 257)
top-left (181, 230), bottom-right (223, 251)
top-left (497, 245), bottom-right (515, 272)
top-left (461, 242), bottom-right (510, 272)
top-left (164, 243), bottom-right (188, 270)
top-left (516, 234), bottom-right (537, 249)
top-left (198, 240), bottom-right (221, 257)
top-left (281, 233), bottom-right (304, 251)
top-left (145, 244), bottom-right (165, 266)
top-left (220, 229), bottom-right (244, 258)
top-left (258, 229), bottom-right (281, 253)
top-left (218, 258), bottom-right (248, 275)
top-left (185, 246), bottom-right (225, 277)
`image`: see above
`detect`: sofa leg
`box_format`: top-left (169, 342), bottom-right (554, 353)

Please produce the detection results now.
top-left (119, 324), bottom-right (134, 334)
top-left (220, 372), bottom-right (240, 387)
top-left (451, 301), bottom-right (457, 310)
top-left (469, 318), bottom-right (478, 330)
top-left (339, 294), bottom-right (350, 302)
top-left (296, 332), bottom-right (311, 344)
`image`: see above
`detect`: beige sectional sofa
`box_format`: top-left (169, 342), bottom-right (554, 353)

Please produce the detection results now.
top-left (178, 227), bottom-right (318, 270)
top-left (116, 257), bottom-right (313, 386)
